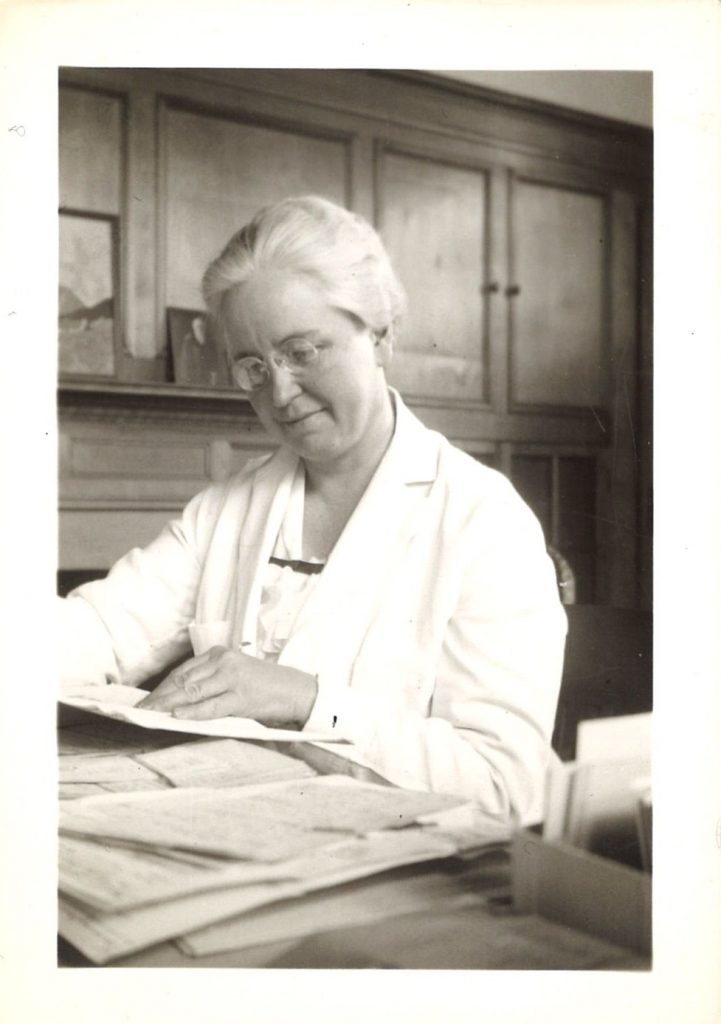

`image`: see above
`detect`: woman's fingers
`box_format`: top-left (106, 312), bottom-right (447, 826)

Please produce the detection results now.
top-left (172, 690), bottom-right (242, 721)
top-left (157, 672), bottom-right (228, 712)
top-left (138, 648), bottom-right (229, 711)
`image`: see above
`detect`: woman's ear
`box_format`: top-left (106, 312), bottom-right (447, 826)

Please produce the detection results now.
top-left (372, 323), bottom-right (395, 368)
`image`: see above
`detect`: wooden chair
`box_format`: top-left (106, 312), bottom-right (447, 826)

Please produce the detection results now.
top-left (552, 605), bottom-right (652, 761)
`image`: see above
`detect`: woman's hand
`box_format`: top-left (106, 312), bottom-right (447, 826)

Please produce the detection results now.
top-left (137, 646), bottom-right (318, 729)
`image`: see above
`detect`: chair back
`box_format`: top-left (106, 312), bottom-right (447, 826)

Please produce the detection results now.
top-left (552, 605), bottom-right (652, 761)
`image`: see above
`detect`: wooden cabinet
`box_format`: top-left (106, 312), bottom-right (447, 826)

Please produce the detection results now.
top-left (58, 69), bottom-right (652, 608)
top-left (378, 148), bottom-right (492, 403)
top-left (509, 177), bottom-right (607, 410)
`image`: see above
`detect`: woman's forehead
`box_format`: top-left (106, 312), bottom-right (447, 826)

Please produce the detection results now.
top-left (223, 271), bottom-right (344, 350)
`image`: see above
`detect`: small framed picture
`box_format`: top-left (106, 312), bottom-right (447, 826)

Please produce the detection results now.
top-left (59, 210), bottom-right (119, 378)
top-left (167, 308), bottom-right (229, 387)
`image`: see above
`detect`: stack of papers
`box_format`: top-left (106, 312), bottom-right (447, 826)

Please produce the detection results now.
top-left (58, 691), bottom-right (511, 964)
top-left (58, 774), bottom-right (509, 964)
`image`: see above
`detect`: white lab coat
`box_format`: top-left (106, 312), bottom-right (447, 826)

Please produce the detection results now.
top-left (60, 392), bottom-right (566, 822)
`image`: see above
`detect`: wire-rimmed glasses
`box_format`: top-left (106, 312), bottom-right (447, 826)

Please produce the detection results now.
top-left (230, 339), bottom-right (322, 393)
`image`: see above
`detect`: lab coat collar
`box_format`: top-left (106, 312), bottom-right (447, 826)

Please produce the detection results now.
top-left (385, 387), bottom-right (439, 485)
top-left (231, 388), bottom-right (441, 659)
top-left (277, 389), bottom-right (441, 676)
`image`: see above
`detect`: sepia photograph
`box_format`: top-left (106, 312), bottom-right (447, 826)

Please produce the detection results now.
top-left (1, 2), bottom-right (720, 1022)
top-left (56, 66), bottom-right (653, 969)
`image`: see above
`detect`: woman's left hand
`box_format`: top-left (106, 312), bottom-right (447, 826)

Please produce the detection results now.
top-left (137, 646), bottom-right (318, 728)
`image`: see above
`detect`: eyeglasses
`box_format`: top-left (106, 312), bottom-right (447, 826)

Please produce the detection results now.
top-left (230, 339), bottom-right (322, 393)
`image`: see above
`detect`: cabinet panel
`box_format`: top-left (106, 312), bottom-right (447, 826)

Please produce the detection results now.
top-left (511, 180), bottom-right (605, 408)
top-left (163, 106), bottom-right (349, 310)
top-left (378, 150), bottom-right (488, 401)
top-left (69, 438), bottom-right (208, 480)
top-left (59, 87), bottom-right (123, 215)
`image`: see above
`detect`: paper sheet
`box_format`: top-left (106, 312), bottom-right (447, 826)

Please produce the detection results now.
top-left (59, 754), bottom-right (161, 785)
top-left (58, 719), bottom-right (185, 757)
top-left (59, 834), bottom-right (293, 913)
top-left (576, 712), bottom-right (652, 763)
top-left (59, 775), bottom-right (466, 861)
top-left (60, 792), bottom-right (345, 862)
top-left (59, 684), bottom-right (346, 743)
top-left (59, 783), bottom-right (109, 800)
top-left (133, 738), bottom-right (315, 788)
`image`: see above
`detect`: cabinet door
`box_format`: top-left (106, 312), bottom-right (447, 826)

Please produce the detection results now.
top-left (163, 105), bottom-right (350, 311)
top-left (377, 150), bottom-right (491, 403)
top-left (510, 178), bottom-right (607, 410)
top-left (59, 86), bottom-right (123, 216)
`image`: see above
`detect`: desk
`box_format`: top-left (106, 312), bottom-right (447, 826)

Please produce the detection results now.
top-left (58, 713), bottom-right (650, 971)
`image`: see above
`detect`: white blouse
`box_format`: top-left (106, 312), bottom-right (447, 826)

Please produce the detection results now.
top-left (256, 464), bottom-right (324, 663)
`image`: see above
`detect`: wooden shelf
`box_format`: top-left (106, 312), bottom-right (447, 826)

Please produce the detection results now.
top-left (58, 378), bottom-right (257, 424)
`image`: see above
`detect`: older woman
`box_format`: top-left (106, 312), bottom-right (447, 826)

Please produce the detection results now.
top-left (60, 196), bottom-right (566, 823)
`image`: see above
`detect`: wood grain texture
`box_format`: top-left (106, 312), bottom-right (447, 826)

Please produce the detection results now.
top-left (163, 106), bottom-right (349, 310)
top-left (59, 86), bottom-right (123, 215)
top-left (511, 179), bottom-right (606, 409)
top-left (379, 149), bottom-right (487, 401)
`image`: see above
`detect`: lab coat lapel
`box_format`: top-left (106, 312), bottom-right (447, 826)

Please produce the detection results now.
top-left (230, 446), bottom-right (299, 653)
top-left (278, 397), bottom-right (439, 676)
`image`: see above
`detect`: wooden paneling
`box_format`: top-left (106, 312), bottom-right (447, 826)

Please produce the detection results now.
top-left (596, 192), bottom-right (640, 607)
top-left (59, 399), bottom-right (274, 531)
top-left (163, 105), bottom-right (349, 310)
top-left (188, 70), bottom-right (652, 186)
top-left (511, 179), bottom-right (606, 409)
top-left (69, 438), bottom-right (208, 480)
top-left (125, 90), bottom-right (159, 360)
top-left (59, 86), bottom-right (123, 215)
top-left (60, 510), bottom-right (180, 570)
top-left (378, 149), bottom-right (488, 401)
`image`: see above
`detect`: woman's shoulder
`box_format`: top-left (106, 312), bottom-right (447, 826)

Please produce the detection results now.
top-left (433, 435), bottom-right (544, 540)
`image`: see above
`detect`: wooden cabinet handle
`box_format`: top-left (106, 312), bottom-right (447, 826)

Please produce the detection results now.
top-left (481, 281), bottom-right (500, 295)
top-left (505, 284), bottom-right (521, 297)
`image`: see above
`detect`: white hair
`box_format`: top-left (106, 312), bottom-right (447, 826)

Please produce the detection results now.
top-left (202, 196), bottom-right (406, 342)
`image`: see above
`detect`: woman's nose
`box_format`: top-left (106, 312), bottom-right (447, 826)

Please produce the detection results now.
top-left (268, 361), bottom-right (302, 407)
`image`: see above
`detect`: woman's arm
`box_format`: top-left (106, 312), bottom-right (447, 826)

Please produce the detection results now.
top-left (58, 486), bottom-right (223, 688)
